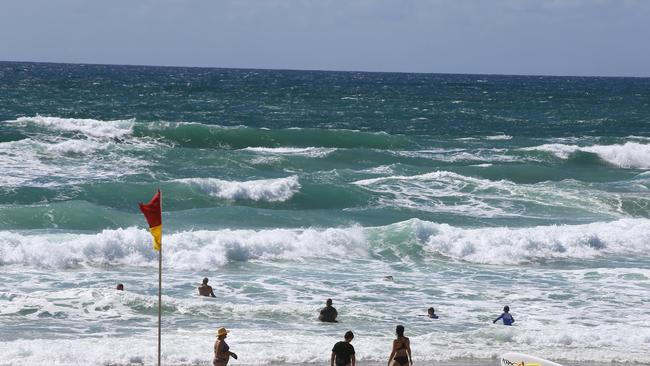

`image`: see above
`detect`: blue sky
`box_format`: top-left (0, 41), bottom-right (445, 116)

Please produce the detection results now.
top-left (1, 0), bottom-right (649, 76)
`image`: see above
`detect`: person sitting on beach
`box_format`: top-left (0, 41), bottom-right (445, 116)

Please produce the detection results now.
top-left (427, 307), bottom-right (438, 319)
top-left (331, 330), bottom-right (355, 366)
top-left (214, 327), bottom-right (238, 366)
top-left (116, 283), bottom-right (124, 291)
top-left (319, 298), bottom-right (338, 322)
top-left (493, 305), bottom-right (515, 326)
top-left (388, 325), bottom-right (412, 366)
top-left (199, 277), bottom-right (216, 298)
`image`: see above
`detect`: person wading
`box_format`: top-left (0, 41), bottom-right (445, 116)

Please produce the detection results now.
top-left (199, 277), bottom-right (216, 297)
top-left (319, 298), bottom-right (338, 322)
top-left (213, 327), bottom-right (238, 366)
top-left (388, 325), bottom-right (412, 366)
top-left (331, 330), bottom-right (356, 366)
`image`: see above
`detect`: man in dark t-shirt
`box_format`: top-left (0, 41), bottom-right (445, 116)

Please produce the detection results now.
top-left (331, 331), bottom-right (355, 366)
top-left (319, 298), bottom-right (338, 322)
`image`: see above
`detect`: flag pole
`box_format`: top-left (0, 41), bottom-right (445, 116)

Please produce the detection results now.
top-left (157, 191), bottom-right (162, 366)
top-left (157, 244), bottom-right (162, 366)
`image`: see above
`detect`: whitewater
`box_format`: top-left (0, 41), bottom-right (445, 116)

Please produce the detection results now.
top-left (1, 62), bottom-right (650, 366)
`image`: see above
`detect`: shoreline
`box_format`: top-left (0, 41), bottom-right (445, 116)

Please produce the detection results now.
top-left (187, 361), bottom-right (649, 366)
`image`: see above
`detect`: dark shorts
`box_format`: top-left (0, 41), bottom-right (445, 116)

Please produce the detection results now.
top-left (394, 356), bottom-right (409, 366)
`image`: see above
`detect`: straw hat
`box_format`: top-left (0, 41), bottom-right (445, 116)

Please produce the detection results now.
top-left (216, 327), bottom-right (229, 337)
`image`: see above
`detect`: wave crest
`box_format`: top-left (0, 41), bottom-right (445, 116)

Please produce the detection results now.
top-left (10, 116), bottom-right (135, 139)
top-left (1, 219), bottom-right (649, 269)
top-left (176, 176), bottom-right (300, 202)
top-left (241, 147), bottom-right (336, 158)
top-left (412, 218), bottom-right (650, 264)
top-left (523, 142), bottom-right (650, 169)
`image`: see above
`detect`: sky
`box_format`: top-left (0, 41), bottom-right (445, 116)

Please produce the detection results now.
top-left (1, 0), bottom-right (649, 77)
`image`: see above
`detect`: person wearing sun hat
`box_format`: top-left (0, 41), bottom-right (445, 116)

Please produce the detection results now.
top-left (213, 327), bottom-right (238, 366)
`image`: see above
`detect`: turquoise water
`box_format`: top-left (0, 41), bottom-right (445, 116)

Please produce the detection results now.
top-left (0, 62), bottom-right (649, 365)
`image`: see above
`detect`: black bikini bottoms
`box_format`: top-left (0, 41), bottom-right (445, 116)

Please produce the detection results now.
top-left (394, 356), bottom-right (409, 366)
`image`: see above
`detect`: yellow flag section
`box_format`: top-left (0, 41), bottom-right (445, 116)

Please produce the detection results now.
top-left (138, 189), bottom-right (162, 251)
top-left (148, 224), bottom-right (162, 251)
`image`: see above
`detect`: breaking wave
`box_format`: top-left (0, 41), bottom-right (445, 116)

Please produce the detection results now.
top-left (175, 176), bottom-right (300, 202)
top-left (1, 219), bottom-right (649, 269)
top-left (241, 147), bottom-right (336, 158)
top-left (9, 115), bottom-right (135, 139)
top-left (523, 142), bottom-right (650, 169)
top-left (410, 218), bottom-right (650, 264)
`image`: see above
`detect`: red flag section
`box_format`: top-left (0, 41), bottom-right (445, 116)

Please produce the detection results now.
top-left (139, 189), bottom-right (162, 251)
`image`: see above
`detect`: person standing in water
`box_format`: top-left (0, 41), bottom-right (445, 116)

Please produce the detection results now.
top-left (331, 330), bottom-right (356, 366)
top-left (388, 325), bottom-right (412, 366)
top-left (319, 298), bottom-right (338, 322)
top-left (213, 327), bottom-right (238, 366)
top-left (493, 305), bottom-right (515, 326)
top-left (199, 277), bottom-right (216, 297)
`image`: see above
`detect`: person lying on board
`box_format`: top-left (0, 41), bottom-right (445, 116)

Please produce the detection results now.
top-left (493, 305), bottom-right (515, 325)
top-left (427, 307), bottom-right (439, 319)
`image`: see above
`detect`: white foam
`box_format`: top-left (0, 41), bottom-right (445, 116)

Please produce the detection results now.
top-left (411, 218), bottom-right (650, 265)
top-left (352, 171), bottom-right (626, 218)
top-left (0, 139), bottom-right (54, 186)
top-left (455, 137), bottom-right (478, 141)
top-left (485, 134), bottom-right (513, 140)
top-left (45, 139), bottom-right (111, 154)
top-left (523, 142), bottom-right (650, 168)
top-left (0, 138), bottom-right (150, 187)
top-left (9, 116), bottom-right (135, 139)
top-left (2, 218), bottom-right (649, 270)
top-left (0, 287), bottom-right (146, 322)
top-left (584, 142), bottom-right (650, 169)
top-left (0, 224), bottom-right (368, 270)
top-left (0, 320), bottom-right (649, 365)
top-left (358, 165), bottom-right (395, 174)
top-left (0, 117), bottom-right (160, 187)
top-left (241, 147), bottom-right (336, 158)
top-left (626, 135), bottom-right (650, 141)
top-left (393, 149), bottom-right (525, 163)
top-left (176, 176), bottom-right (300, 202)
top-left (522, 143), bottom-right (580, 159)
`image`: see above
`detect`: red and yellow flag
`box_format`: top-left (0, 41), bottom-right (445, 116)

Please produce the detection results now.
top-left (139, 189), bottom-right (162, 251)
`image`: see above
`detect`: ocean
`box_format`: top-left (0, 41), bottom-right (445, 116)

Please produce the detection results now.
top-left (0, 61), bottom-right (649, 366)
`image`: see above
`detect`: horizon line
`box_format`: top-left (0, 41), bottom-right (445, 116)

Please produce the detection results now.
top-left (1, 58), bottom-right (649, 79)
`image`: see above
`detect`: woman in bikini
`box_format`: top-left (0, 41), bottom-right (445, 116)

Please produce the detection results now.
top-left (214, 327), bottom-right (238, 366)
top-left (387, 325), bottom-right (412, 366)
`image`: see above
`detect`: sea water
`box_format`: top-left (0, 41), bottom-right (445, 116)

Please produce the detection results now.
top-left (0, 62), bottom-right (649, 365)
